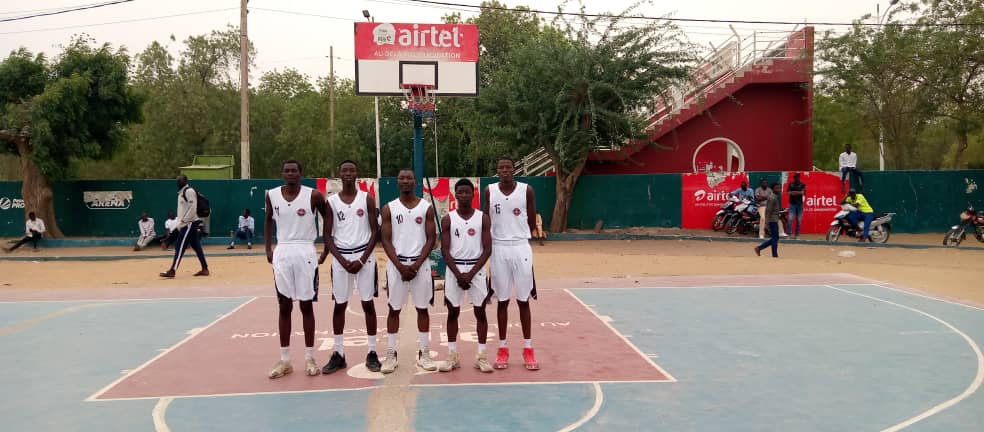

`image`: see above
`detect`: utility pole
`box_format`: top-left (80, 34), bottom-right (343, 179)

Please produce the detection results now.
top-left (239, 0), bottom-right (250, 178)
top-left (329, 45), bottom-right (336, 177)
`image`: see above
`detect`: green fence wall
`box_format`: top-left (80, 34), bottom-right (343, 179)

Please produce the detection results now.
top-left (2, 170), bottom-right (982, 237)
top-left (0, 179), bottom-right (316, 237)
top-left (860, 170), bottom-right (984, 233)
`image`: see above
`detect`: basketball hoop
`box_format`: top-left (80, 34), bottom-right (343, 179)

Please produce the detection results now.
top-left (400, 84), bottom-right (436, 117)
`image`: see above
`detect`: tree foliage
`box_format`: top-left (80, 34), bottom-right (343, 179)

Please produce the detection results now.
top-left (476, 2), bottom-right (695, 230)
top-left (0, 38), bottom-right (144, 236)
top-left (816, 0), bottom-right (984, 169)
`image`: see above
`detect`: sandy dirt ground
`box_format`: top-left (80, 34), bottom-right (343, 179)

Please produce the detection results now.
top-left (1, 235), bottom-right (981, 306)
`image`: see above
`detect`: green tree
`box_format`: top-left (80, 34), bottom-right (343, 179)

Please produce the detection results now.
top-left (0, 40), bottom-right (144, 237)
top-left (818, 18), bottom-right (937, 169)
top-left (478, 5), bottom-right (694, 231)
top-left (900, 0), bottom-right (984, 168)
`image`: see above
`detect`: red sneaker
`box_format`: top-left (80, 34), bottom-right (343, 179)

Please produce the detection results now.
top-left (494, 347), bottom-right (509, 369)
top-left (523, 347), bottom-right (540, 370)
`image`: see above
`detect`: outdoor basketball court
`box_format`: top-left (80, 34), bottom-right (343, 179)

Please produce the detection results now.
top-left (1, 273), bottom-right (981, 431)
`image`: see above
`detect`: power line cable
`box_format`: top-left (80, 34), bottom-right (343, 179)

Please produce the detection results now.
top-left (0, 0), bottom-right (135, 23)
top-left (0, 8), bottom-right (236, 35)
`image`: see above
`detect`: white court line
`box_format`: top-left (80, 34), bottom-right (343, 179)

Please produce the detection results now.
top-left (85, 297), bottom-right (259, 401)
top-left (564, 289), bottom-right (677, 382)
top-left (570, 283), bottom-right (874, 291)
top-left (410, 379), bottom-right (670, 388)
top-left (94, 379), bottom-right (668, 402)
top-left (825, 285), bottom-right (984, 431)
top-left (0, 296), bottom-right (261, 304)
top-left (557, 382), bottom-right (603, 432)
top-left (152, 397), bottom-right (173, 432)
top-left (871, 284), bottom-right (984, 312)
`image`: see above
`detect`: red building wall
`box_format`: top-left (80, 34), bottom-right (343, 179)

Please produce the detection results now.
top-left (586, 83), bottom-right (812, 175)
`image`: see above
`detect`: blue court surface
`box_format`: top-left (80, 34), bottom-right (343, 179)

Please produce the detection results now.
top-left (1, 274), bottom-right (982, 431)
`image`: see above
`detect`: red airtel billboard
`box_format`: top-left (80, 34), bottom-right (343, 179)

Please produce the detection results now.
top-left (354, 22), bottom-right (479, 62)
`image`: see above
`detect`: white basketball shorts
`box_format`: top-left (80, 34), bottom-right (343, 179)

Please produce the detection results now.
top-left (331, 250), bottom-right (378, 303)
top-left (386, 258), bottom-right (434, 310)
top-left (490, 241), bottom-right (536, 302)
top-left (443, 263), bottom-right (490, 308)
top-left (273, 243), bottom-right (320, 301)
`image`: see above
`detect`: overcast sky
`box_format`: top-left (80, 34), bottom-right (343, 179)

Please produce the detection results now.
top-left (1, 0), bottom-right (890, 84)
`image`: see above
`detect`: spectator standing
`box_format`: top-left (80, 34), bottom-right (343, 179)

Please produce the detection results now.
top-left (787, 173), bottom-right (806, 239)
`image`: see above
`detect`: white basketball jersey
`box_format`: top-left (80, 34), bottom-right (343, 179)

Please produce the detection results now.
top-left (268, 185), bottom-right (317, 244)
top-left (328, 190), bottom-right (371, 249)
top-left (388, 198), bottom-right (431, 258)
top-left (448, 209), bottom-right (484, 261)
top-left (488, 182), bottom-right (531, 242)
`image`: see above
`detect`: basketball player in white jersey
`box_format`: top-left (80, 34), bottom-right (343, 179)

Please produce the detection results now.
top-left (438, 178), bottom-right (494, 373)
top-left (483, 156), bottom-right (540, 370)
top-left (321, 160), bottom-right (382, 374)
top-left (265, 160), bottom-right (329, 379)
top-left (379, 169), bottom-right (438, 374)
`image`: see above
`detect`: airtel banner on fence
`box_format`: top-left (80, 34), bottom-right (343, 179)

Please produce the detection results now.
top-left (682, 172), bottom-right (749, 229)
top-left (355, 23), bottom-right (479, 62)
top-left (782, 171), bottom-right (843, 234)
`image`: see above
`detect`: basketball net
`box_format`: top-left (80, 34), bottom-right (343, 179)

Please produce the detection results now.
top-left (400, 84), bottom-right (436, 116)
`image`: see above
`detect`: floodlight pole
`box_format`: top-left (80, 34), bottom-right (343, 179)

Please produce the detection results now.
top-left (413, 112), bottom-right (425, 197)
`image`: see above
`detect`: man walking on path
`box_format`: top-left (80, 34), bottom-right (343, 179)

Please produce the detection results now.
top-left (754, 183), bottom-right (783, 258)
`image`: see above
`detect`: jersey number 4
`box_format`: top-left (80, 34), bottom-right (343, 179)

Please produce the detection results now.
top-left (454, 228), bottom-right (460, 238)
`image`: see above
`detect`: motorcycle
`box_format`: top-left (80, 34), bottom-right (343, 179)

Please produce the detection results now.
top-left (726, 199), bottom-right (788, 237)
top-left (725, 198), bottom-right (755, 234)
top-left (826, 203), bottom-right (895, 244)
top-left (712, 195), bottom-right (741, 231)
top-left (943, 203), bottom-right (984, 247)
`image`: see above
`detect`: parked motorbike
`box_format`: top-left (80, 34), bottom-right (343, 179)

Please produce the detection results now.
top-left (825, 203), bottom-right (895, 243)
top-left (725, 198), bottom-right (754, 234)
top-left (943, 203), bottom-right (984, 247)
top-left (725, 199), bottom-right (788, 237)
top-left (712, 195), bottom-right (741, 231)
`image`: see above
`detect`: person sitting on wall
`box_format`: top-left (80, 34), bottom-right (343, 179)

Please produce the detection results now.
top-left (5, 212), bottom-right (46, 253)
top-left (159, 210), bottom-right (179, 250)
top-left (228, 208), bottom-right (255, 249)
top-left (839, 144), bottom-right (863, 192)
top-left (134, 212), bottom-right (157, 251)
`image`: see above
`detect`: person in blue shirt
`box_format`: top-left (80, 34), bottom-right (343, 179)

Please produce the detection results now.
top-left (730, 181), bottom-right (755, 201)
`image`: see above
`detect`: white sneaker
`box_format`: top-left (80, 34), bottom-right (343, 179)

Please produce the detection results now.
top-left (759, 235), bottom-right (765, 239)
top-left (268, 360), bottom-right (293, 379)
top-left (438, 351), bottom-right (460, 372)
top-left (474, 352), bottom-right (494, 373)
top-left (381, 350), bottom-right (398, 374)
top-left (417, 349), bottom-right (437, 371)
top-left (779, 232), bottom-right (789, 238)
top-left (305, 358), bottom-right (320, 376)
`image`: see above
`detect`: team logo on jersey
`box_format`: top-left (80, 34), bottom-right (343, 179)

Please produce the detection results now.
top-left (512, 208), bottom-right (521, 216)
top-left (415, 216), bottom-right (423, 224)
top-left (467, 228), bottom-right (476, 236)
top-left (297, 208), bottom-right (307, 216)
top-left (357, 209), bottom-right (365, 217)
